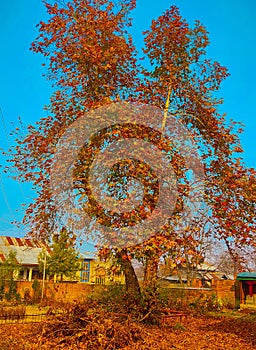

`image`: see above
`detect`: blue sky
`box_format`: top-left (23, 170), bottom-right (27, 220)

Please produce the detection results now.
top-left (0, 0), bottom-right (255, 237)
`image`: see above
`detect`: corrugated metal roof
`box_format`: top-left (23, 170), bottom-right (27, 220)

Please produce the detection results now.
top-left (16, 237), bottom-right (23, 246)
top-left (162, 274), bottom-right (188, 282)
top-left (0, 236), bottom-right (49, 266)
top-left (237, 272), bottom-right (256, 280)
top-left (0, 236), bottom-right (47, 248)
top-left (0, 253), bottom-right (6, 262)
top-left (197, 262), bottom-right (217, 272)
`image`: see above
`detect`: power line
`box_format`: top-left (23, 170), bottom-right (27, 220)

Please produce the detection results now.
top-left (0, 171), bottom-right (17, 224)
top-left (0, 107), bottom-right (29, 233)
top-left (0, 106), bottom-right (9, 144)
top-left (0, 106), bottom-right (27, 201)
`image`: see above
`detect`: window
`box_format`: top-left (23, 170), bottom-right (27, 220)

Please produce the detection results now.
top-left (95, 277), bottom-right (105, 284)
top-left (81, 271), bottom-right (90, 282)
top-left (81, 259), bottom-right (90, 282)
top-left (83, 261), bottom-right (90, 270)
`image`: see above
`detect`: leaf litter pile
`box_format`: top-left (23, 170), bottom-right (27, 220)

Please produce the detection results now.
top-left (0, 304), bottom-right (256, 350)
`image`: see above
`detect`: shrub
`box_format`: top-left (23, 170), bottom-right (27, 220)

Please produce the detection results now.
top-left (5, 279), bottom-right (21, 302)
top-left (32, 279), bottom-right (42, 303)
top-left (189, 293), bottom-right (223, 313)
top-left (158, 288), bottom-right (189, 311)
top-left (23, 288), bottom-right (32, 304)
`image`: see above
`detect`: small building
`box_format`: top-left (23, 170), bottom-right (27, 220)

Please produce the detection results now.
top-left (0, 236), bottom-right (49, 281)
top-left (80, 252), bottom-right (125, 285)
top-left (236, 272), bottom-right (256, 308)
top-left (160, 261), bottom-right (234, 288)
top-left (80, 252), bottom-right (95, 283)
top-left (0, 236), bottom-right (124, 285)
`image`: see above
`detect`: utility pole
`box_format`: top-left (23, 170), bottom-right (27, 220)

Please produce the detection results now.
top-left (41, 249), bottom-right (47, 302)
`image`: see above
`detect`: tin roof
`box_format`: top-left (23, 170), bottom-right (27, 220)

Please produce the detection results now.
top-left (197, 262), bottom-right (217, 272)
top-left (0, 236), bottom-right (49, 266)
top-left (237, 272), bottom-right (256, 281)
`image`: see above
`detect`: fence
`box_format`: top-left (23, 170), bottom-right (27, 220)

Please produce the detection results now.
top-left (0, 313), bottom-right (49, 324)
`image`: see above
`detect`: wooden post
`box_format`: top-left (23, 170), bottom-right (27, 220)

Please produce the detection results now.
top-left (234, 280), bottom-right (240, 309)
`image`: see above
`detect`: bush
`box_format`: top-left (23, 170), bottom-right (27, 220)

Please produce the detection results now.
top-left (0, 284), bottom-right (4, 301)
top-left (23, 289), bottom-right (32, 304)
top-left (5, 279), bottom-right (21, 302)
top-left (87, 284), bottom-right (128, 312)
top-left (189, 293), bottom-right (223, 313)
top-left (158, 288), bottom-right (189, 311)
top-left (32, 279), bottom-right (42, 303)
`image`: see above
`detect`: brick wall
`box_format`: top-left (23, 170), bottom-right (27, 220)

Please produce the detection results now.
top-left (161, 279), bottom-right (235, 307)
top-left (212, 279), bottom-right (235, 305)
top-left (16, 281), bottom-right (95, 303)
top-left (16, 279), bottom-right (235, 307)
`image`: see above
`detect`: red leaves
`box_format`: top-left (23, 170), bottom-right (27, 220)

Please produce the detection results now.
top-left (30, 0), bottom-right (139, 106)
top-left (6, 1), bottom-right (255, 274)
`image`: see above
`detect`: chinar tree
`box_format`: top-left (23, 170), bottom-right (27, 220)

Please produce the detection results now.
top-left (9, 1), bottom-right (256, 298)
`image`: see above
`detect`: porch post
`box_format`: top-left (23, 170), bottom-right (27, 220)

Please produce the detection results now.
top-left (23, 269), bottom-right (27, 280)
top-left (28, 267), bottom-right (33, 282)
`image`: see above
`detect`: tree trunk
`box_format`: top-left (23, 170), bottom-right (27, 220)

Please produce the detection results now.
top-left (116, 249), bottom-right (141, 298)
top-left (143, 256), bottom-right (158, 287)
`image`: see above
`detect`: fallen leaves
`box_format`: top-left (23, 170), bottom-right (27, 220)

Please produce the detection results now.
top-left (0, 310), bottom-right (255, 349)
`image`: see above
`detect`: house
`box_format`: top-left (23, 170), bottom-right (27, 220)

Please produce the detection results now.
top-left (0, 236), bottom-right (50, 281)
top-left (0, 236), bottom-right (125, 285)
top-left (197, 262), bottom-right (234, 287)
top-left (80, 252), bottom-right (125, 285)
top-left (160, 261), bottom-right (234, 288)
top-left (236, 272), bottom-right (256, 308)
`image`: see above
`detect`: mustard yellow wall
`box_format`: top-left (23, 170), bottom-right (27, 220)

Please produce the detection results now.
top-left (80, 258), bottom-right (125, 285)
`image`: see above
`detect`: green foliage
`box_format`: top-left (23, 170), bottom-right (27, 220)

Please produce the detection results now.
top-left (23, 288), bottom-right (32, 304)
top-left (31, 279), bottom-right (42, 303)
top-left (0, 251), bottom-right (21, 302)
top-left (188, 293), bottom-right (223, 313)
top-left (0, 250), bottom-right (21, 281)
top-left (173, 322), bottom-right (187, 331)
top-left (38, 227), bottom-right (80, 281)
top-left (88, 283), bottom-right (164, 324)
top-left (138, 285), bottom-right (161, 318)
top-left (0, 285), bottom-right (4, 301)
top-left (87, 284), bottom-right (127, 312)
top-left (5, 279), bottom-right (21, 302)
top-left (90, 283), bottom-right (228, 320)
top-left (158, 287), bottom-right (189, 311)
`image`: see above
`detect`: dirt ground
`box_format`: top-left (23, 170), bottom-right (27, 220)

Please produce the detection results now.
top-left (0, 312), bottom-right (255, 349)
